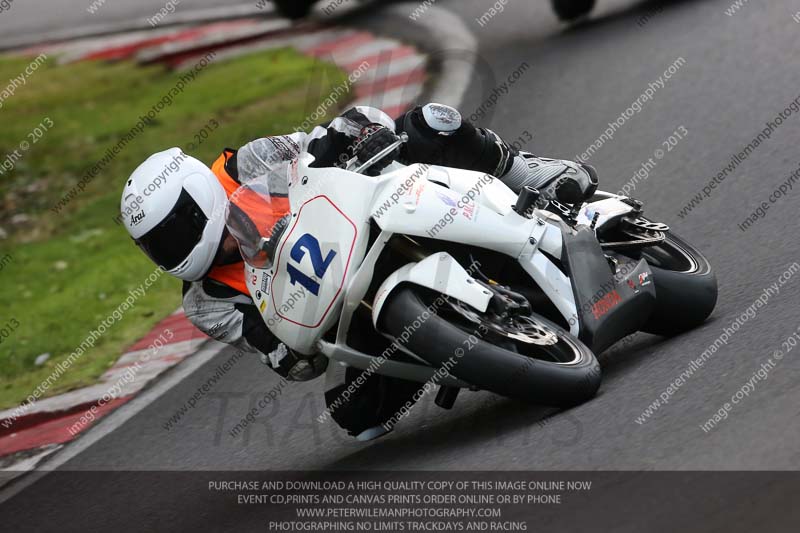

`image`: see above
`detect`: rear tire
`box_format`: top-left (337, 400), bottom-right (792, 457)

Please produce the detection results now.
top-left (551, 0), bottom-right (596, 21)
top-left (273, 0), bottom-right (315, 19)
top-left (382, 287), bottom-right (601, 407)
top-left (637, 232), bottom-right (718, 336)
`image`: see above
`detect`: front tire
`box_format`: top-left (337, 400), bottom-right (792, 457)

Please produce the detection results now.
top-left (381, 287), bottom-right (601, 407)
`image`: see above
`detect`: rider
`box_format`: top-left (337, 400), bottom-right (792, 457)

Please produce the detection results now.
top-left (120, 103), bottom-right (597, 440)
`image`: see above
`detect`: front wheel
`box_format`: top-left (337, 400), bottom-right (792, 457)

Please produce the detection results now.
top-left (381, 287), bottom-right (601, 407)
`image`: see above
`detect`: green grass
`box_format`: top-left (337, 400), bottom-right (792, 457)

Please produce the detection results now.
top-left (0, 49), bottom-right (348, 409)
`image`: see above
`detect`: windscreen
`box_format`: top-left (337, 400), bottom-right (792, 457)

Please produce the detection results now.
top-left (225, 180), bottom-right (288, 269)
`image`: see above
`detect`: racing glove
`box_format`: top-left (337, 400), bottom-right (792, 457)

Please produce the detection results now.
top-left (352, 124), bottom-right (401, 173)
top-left (263, 343), bottom-right (328, 382)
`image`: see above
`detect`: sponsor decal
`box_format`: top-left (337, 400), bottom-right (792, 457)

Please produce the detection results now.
top-left (261, 272), bottom-right (271, 294)
top-left (259, 299), bottom-right (267, 313)
top-left (130, 210), bottom-right (146, 226)
top-left (267, 136), bottom-right (301, 161)
top-left (638, 272), bottom-right (651, 286)
top-left (289, 158), bottom-right (300, 186)
top-left (627, 279), bottom-right (639, 293)
top-left (436, 191), bottom-right (457, 207)
top-left (462, 201), bottom-right (476, 221)
top-left (412, 181), bottom-right (427, 206)
top-left (208, 322), bottom-right (228, 340)
top-left (435, 190), bottom-right (477, 220)
top-left (374, 287), bottom-right (389, 307)
top-left (591, 289), bottom-right (622, 319)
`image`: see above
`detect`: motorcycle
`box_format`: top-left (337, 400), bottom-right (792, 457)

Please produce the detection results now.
top-left (225, 136), bottom-right (717, 409)
top-left (273, 0), bottom-right (595, 22)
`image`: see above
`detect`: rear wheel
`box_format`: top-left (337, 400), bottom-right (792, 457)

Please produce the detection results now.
top-left (273, 0), bottom-right (316, 19)
top-left (551, 0), bottom-right (596, 21)
top-left (381, 286), bottom-right (601, 407)
top-left (633, 231), bottom-right (718, 336)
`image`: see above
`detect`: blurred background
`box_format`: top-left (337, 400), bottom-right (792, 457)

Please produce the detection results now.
top-left (0, 0), bottom-right (606, 410)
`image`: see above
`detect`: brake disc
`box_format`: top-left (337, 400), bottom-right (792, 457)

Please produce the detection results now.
top-left (445, 299), bottom-right (559, 346)
top-left (600, 217), bottom-right (669, 250)
top-left (624, 216), bottom-right (670, 233)
top-left (504, 316), bottom-right (559, 346)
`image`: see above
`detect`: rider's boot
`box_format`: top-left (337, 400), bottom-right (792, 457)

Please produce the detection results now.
top-left (500, 152), bottom-right (599, 204)
top-left (355, 425), bottom-right (393, 442)
top-left (401, 103), bottom-right (598, 205)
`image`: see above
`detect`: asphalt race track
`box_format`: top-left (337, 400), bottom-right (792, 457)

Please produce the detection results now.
top-left (3, 0), bottom-right (800, 530)
top-left (0, 0), bottom-right (237, 48)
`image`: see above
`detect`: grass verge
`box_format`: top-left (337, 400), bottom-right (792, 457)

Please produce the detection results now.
top-left (0, 48), bottom-right (347, 409)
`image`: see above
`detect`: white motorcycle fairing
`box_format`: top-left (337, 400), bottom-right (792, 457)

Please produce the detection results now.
top-left (244, 160), bottom-right (375, 354)
top-left (243, 152), bottom-right (631, 363)
top-left (371, 252), bottom-right (493, 328)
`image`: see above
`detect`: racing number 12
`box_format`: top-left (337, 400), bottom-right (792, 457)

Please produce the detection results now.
top-left (286, 233), bottom-right (337, 296)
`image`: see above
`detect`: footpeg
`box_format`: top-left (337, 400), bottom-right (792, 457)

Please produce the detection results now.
top-left (435, 386), bottom-right (460, 409)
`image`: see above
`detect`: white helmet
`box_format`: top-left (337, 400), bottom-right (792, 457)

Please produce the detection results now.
top-left (121, 148), bottom-right (228, 281)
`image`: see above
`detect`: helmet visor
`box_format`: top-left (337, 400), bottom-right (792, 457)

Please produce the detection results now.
top-left (135, 188), bottom-right (208, 271)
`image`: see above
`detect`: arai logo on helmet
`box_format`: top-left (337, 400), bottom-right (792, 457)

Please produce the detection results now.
top-left (130, 210), bottom-right (146, 226)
